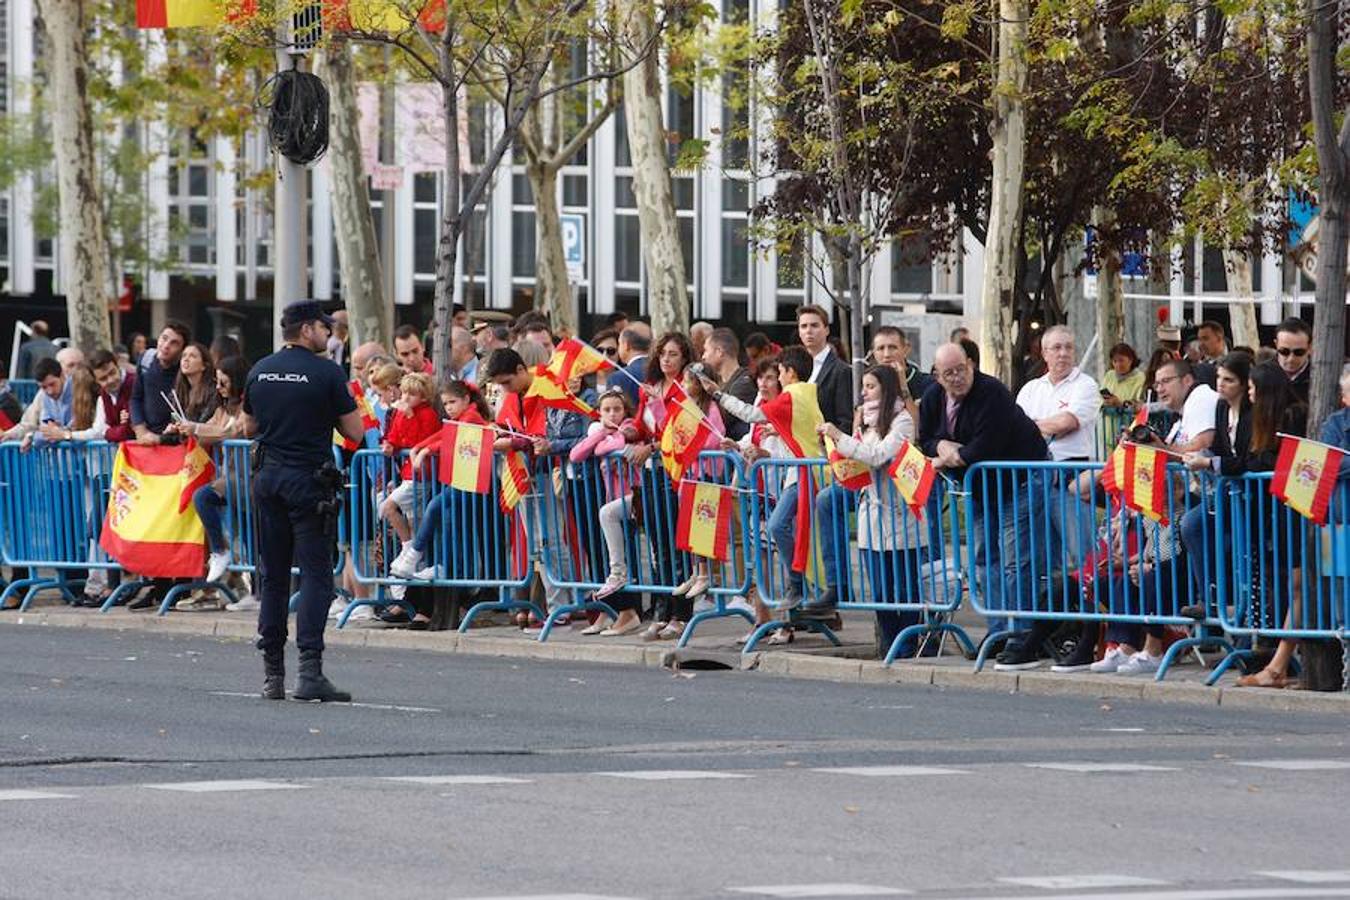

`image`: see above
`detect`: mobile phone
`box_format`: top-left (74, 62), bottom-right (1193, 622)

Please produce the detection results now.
top-left (1099, 389), bottom-right (1111, 397)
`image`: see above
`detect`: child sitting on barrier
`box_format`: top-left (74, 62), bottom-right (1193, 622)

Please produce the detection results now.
top-left (569, 388), bottom-right (642, 636)
top-left (390, 379), bottom-right (493, 584)
top-left (378, 372), bottom-right (443, 547)
top-left (817, 365), bottom-right (928, 653)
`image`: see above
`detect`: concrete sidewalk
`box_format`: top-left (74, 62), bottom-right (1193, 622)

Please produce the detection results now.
top-left (4, 594), bottom-right (1348, 714)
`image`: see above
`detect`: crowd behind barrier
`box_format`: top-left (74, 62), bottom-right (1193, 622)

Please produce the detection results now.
top-left (3, 437), bottom-right (1345, 688)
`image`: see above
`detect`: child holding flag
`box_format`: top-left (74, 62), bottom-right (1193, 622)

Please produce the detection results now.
top-left (378, 372), bottom-right (443, 548)
top-left (816, 365), bottom-right (928, 649)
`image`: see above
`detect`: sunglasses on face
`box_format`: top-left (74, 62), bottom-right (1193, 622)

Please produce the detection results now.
top-left (1276, 347), bottom-right (1308, 358)
top-left (600, 346), bottom-right (619, 357)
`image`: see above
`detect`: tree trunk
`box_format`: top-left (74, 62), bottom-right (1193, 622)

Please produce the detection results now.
top-left (322, 42), bottom-right (390, 350)
top-left (623, 0), bottom-right (688, 337)
top-left (433, 20), bottom-right (463, 381)
top-left (527, 159), bottom-right (576, 336)
top-left (1094, 207), bottom-right (1125, 378)
top-left (1221, 250), bottom-right (1261, 350)
top-left (1305, 0), bottom-right (1348, 434)
top-left (981, 0), bottom-right (1028, 386)
top-left (37, 0), bottom-right (111, 352)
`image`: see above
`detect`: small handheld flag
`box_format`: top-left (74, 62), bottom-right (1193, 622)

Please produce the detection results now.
top-left (825, 434), bottom-right (872, 491)
top-left (1270, 434), bottom-right (1345, 526)
top-left (439, 421), bottom-right (495, 494)
top-left (675, 480), bottom-right (736, 562)
top-left (887, 440), bottom-right (935, 520)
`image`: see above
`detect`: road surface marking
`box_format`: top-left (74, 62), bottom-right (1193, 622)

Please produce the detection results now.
top-left (1024, 762), bottom-right (1179, 773)
top-left (1234, 760), bottom-right (1350, 771)
top-left (1258, 873), bottom-right (1350, 884)
top-left (208, 691), bottom-right (440, 713)
top-left (0, 790), bottom-right (77, 801)
top-left (973, 888), bottom-right (1350, 900)
top-left (593, 770), bottom-right (753, 781)
top-left (383, 775), bottom-right (532, 785)
top-left (811, 766), bottom-right (967, 777)
top-left (145, 780), bottom-right (308, 793)
top-left (729, 885), bottom-right (911, 897)
top-left (1000, 876), bottom-right (1170, 889)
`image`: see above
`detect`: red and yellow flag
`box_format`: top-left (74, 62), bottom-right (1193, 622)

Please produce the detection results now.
top-left (547, 339), bottom-right (614, 385)
top-left (759, 382), bottom-right (824, 459)
top-left (136, 0), bottom-right (254, 28)
top-left (887, 439), bottom-right (935, 520)
top-left (1271, 435), bottom-right (1346, 526)
top-left (525, 366), bottom-right (597, 419)
top-left (99, 444), bottom-right (208, 578)
top-left (676, 480), bottom-right (736, 562)
top-left (439, 421), bottom-right (494, 494)
top-left (659, 385), bottom-right (711, 486)
top-left (825, 434), bottom-right (872, 491)
top-left (499, 451), bottom-right (532, 513)
top-left (334, 380), bottom-right (383, 451)
top-left (1124, 443), bottom-right (1169, 524)
top-left (1100, 444), bottom-right (1127, 496)
top-left (177, 438), bottom-right (216, 514)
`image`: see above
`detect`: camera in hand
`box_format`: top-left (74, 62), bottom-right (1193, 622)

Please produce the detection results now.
top-left (1128, 423), bottom-right (1160, 444)
top-left (689, 362), bottom-right (713, 383)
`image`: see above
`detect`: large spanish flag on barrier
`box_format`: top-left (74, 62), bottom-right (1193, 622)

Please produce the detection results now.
top-left (825, 434), bottom-right (872, 491)
top-left (99, 443), bottom-right (209, 577)
top-left (1124, 442), bottom-right (1169, 524)
top-left (547, 339), bottom-right (614, 385)
top-left (888, 439), bottom-right (935, 520)
top-left (659, 384), bottom-right (711, 486)
top-left (525, 366), bottom-right (597, 419)
top-left (758, 382), bottom-right (826, 578)
top-left (499, 451), bottom-right (532, 513)
top-left (1271, 435), bottom-right (1345, 526)
top-left (439, 421), bottom-right (494, 494)
top-left (334, 380), bottom-right (382, 452)
top-left (676, 480), bottom-right (736, 562)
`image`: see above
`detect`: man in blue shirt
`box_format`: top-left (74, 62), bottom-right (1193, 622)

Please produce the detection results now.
top-left (130, 321), bottom-right (190, 445)
top-left (244, 301), bottom-right (364, 702)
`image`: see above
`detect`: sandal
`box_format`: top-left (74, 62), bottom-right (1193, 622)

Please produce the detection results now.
top-left (1236, 668), bottom-right (1288, 689)
top-left (766, 628), bottom-right (794, 645)
top-left (513, 611), bottom-right (529, 628)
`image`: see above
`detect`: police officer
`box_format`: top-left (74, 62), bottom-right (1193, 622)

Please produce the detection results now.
top-left (242, 301), bottom-right (365, 701)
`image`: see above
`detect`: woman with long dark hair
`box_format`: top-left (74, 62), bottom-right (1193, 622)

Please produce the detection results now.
top-left (174, 342), bottom-right (219, 424)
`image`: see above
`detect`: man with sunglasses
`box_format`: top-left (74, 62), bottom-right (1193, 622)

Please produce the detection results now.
top-left (1274, 318), bottom-right (1312, 404)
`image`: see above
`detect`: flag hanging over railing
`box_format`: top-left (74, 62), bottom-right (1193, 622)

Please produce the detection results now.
top-left (888, 439), bottom-right (935, 520)
top-left (1271, 434), bottom-right (1345, 526)
top-left (675, 480), bottom-right (736, 562)
top-left (439, 421), bottom-right (494, 494)
top-left (99, 443), bottom-right (208, 577)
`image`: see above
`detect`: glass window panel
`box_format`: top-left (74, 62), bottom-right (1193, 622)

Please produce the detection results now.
top-left (777, 237), bottom-right (804, 289)
top-left (414, 209), bottom-right (438, 274)
top-left (414, 172), bottom-right (438, 203)
top-left (721, 219), bottom-right (749, 287)
top-left (563, 175), bottom-right (587, 208)
top-left (513, 174), bottom-right (533, 205)
top-left (672, 177), bottom-right (694, 211)
top-left (679, 217), bottom-right (694, 284)
top-left (469, 101), bottom-right (488, 165)
top-left (188, 205), bottom-right (208, 229)
top-left (512, 211), bottom-right (536, 277)
top-left (723, 178), bottom-right (749, 212)
top-left (616, 214), bottom-right (641, 283)
top-left (1201, 246), bottom-right (1227, 292)
top-left (892, 233), bottom-right (933, 294)
top-left (615, 176), bottom-right (636, 209)
top-left (188, 165), bottom-right (208, 197)
top-left (615, 105), bottom-right (631, 168)
top-left (465, 210), bottom-right (488, 276)
top-left (666, 87), bottom-right (694, 166)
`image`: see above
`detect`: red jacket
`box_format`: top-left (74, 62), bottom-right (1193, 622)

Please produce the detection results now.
top-left (101, 370), bottom-right (136, 443)
top-left (385, 402), bottom-right (443, 480)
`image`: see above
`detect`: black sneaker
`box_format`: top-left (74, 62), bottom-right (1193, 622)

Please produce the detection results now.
top-left (1050, 640), bottom-right (1097, 672)
top-left (993, 640), bottom-right (1045, 671)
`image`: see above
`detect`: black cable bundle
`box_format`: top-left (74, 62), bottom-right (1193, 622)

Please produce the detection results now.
top-left (261, 70), bottom-right (329, 165)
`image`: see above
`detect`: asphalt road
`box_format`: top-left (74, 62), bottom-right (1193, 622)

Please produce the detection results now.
top-left (2, 625), bottom-right (1348, 900)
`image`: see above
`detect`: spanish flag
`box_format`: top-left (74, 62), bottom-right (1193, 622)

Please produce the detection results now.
top-left (136, 0), bottom-right (254, 28)
top-left (1271, 435), bottom-right (1345, 526)
top-left (825, 434), bottom-right (872, 491)
top-left (1124, 442), bottom-right (1169, 524)
top-left (547, 339), bottom-right (614, 385)
top-left (99, 444), bottom-right (208, 578)
top-left (1100, 444), bottom-right (1127, 497)
top-left (525, 366), bottom-right (597, 419)
top-left (439, 421), bottom-right (494, 494)
top-left (334, 380), bottom-right (382, 451)
top-left (177, 438), bottom-right (216, 514)
top-left (759, 382), bottom-right (825, 576)
top-left (888, 439), bottom-right (935, 520)
top-left (499, 451), bottom-right (532, 513)
top-left (659, 385), bottom-right (711, 486)
top-left (676, 480), bottom-right (736, 562)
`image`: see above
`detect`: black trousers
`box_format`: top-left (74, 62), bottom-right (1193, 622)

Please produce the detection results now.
top-left (253, 465), bottom-right (334, 654)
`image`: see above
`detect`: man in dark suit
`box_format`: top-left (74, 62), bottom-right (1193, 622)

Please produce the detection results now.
top-left (616, 324), bottom-right (651, 409)
top-left (795, 304), bottom-right (853, 432)
top-left (919, 342), bottom-right (1048, 646)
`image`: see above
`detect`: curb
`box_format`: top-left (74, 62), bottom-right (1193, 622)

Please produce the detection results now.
top-left (5, 610), bottom-right (1348, 714)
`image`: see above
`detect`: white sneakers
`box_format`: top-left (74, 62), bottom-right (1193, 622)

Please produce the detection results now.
top-left (1089, 646), bottom-right (1160, 676)
top-left (389, 543), bottom-right (423, 579)
top-left (225, 595), bottom-right (259, 612)
top-left (206, 551), bottom-right (230, 584)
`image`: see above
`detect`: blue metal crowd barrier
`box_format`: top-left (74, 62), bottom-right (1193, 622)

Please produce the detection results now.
top-left (0, 440), bottom-right (120, 608)
top-left (961, 460), bottom-right (1235, 679)
top-left (6, 378), bottom-right (38, 406)
top-left (1208, 474), bottom-right (1349, 684)
top-left (746, 457), bottom-right (973, 660)
top-left (345, 446), bottom-right (533, 628)
top-left (534, 449), bottom-right (753, 644)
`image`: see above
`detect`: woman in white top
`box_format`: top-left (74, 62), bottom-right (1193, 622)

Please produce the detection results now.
top-left (817, 365), bottom-right (929, 652)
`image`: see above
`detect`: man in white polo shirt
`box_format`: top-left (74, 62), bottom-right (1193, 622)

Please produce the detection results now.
top-left (1016, 326), bottom-right (1102, 463)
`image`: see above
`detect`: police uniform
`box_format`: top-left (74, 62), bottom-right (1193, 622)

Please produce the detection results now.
top-left (244, 301), bottom-right (357, 700)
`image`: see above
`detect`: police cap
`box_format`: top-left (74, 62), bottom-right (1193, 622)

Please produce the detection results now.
top-left (280, 300), bottom-right (336, 329)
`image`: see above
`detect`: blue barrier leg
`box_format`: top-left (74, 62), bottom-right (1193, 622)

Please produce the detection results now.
top-left (537, 598), bottom-right (620, 642)
top-left (800, 617), bottom-right (842, 646)
top-left (19, 578), bottom-right (63, 611)
top-left (1155, 631), bottom-right (1234, 682)
top-left (742, 619), bottom-right (791, 654)
top-left (457, 587), bottom-right (544, 633)
top-left (677, 603), bottom-right (756, 649)
top-left (885, 622), bottom-right (977, 667)
top-left (2, 574), bottom-right (54, 609)
top-left (1205, 648), bottom-right (1257, 686)
top-left (972, 628), bottom-right (1019, 673)
top-left (101, 579), bottom-right (152, 612)
top-left (157, 580), bottom-right (239, 615)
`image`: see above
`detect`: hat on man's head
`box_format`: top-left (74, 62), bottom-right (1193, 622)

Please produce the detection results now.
top-left (1156, 324), bottom-right (1182, 342)
top-left (280, 300), bottom-right (336, 329)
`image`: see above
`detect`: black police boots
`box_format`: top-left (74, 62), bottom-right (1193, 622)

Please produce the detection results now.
top-left (292, 649), bottom-right (351, 703)
top-left (262, 650), bottom-right (286, 701)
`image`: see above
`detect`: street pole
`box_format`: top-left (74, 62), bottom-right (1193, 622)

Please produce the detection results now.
top-left (272, 33), bottom-right (309, 350)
